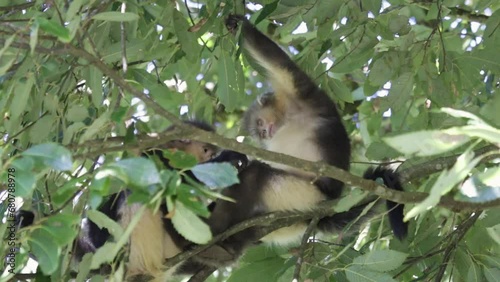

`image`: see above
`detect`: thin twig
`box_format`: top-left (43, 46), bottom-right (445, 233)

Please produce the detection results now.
top-left (120, 3), bottom-right (128, 74)
top-left (434, 213), bottom-right (480, 282)
top-left (293, 216), bottom-right (320, 281)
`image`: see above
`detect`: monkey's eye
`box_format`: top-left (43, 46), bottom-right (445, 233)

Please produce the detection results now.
top-left (257, 119), bottom-right (263, 127)
top-left (203, 147), bottom-right (209, 153)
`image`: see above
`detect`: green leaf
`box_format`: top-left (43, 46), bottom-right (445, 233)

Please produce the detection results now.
top-left (30, 21), bottom-right (39, 55)
top-left (87, 210), bottom-right (124, 239)
top-left (383, 130), bottom-right (470, 157)
top-left (110, 158), bottom-right (161, 188)
top-left (172, 9), bottom-right (201, 62)
top-left (29, 214), bottom-right (79, 274)
top-left (159, 149), bottom-right (198, 169)
top-left (92, 12), bottom-right (139, 22)
top-left (227, 257), bottom-right (288, 282)
top-left (28, 114), bottom-right (54, 143)
top-left (170, 200), bottom-right (212, 244)
top-left (80, 112), bottom-right (110, 142)
top-left (484, 267), bottom-right (500, 282)
top-left (455, 249), bottom-right (475, 280)
top-left (10, 75), bottom-right (34, 120)
top-left (353, 250), bottom-right (408, 272)
top-left (368, 58), bottom-right (392, 86)
top-left (334, 189), bottom-right (368, 212)
top-left (29, 230), bottom-right (60, 274)
top-left (365, 141), bottom-right (401, 160)
top-left (67, 105), bottom-right (89, 122)
top-left (255, 1), bottom-right (279, 25)
top-left (361, 0), bottom-right (382, 15)
top-left (91, 242), bottom-right (119, 269)
top-left (217, 49), bottom-right (239, 112)
top-left (22, 143), bottom-right (73, 171)
top-left (5, 168), bottom-right (36, 198)
top-left (388, 15), bottom-right (410, 34)
top-left (36, 17), bottom-right (71, 43)
top-left (446, 125), bottom-right (500, 145)
top-left (381, 72), bottom-right (413, 112)
top-left (328, 78), bottom-right (353, 103)
top-left (87, 66), bottom-right (103, 107)
top-left (405, 150), bottom-right (481, 220)
top-left (191, 162), bottom-right (239, 188)
top-left (62, 122), bottom-right (86, 145)
top-left (467, 263), bottom-right (483, 282)
top-left (485, 224), bottom-right (500, 246)
top-left (176, 184), bottom-right (211, 217)
top-left (457, 174), bottom-right (500, 203)
top-left (66, 0), bottom-right (86, 21)
top-left (345, 265), bottom-right (397, 282)
top-left (75, 253), bottom-right (92, 282)
top-left (8, 157), bottom-right (36, 198)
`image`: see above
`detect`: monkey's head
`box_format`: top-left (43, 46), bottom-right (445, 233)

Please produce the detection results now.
top-left (146, 120), bottom-right (219, 164)
top-left (243, 92), bottom-right (285, 143)
top-left (165, 139), bottom-right (218, 163)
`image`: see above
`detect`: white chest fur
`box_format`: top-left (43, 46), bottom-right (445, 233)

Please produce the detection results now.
top-left (264, 116), bottom-right (322, 175)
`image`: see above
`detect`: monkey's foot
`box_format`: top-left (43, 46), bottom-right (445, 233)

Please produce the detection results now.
top-left (225, 14), bottom-right (245, 33)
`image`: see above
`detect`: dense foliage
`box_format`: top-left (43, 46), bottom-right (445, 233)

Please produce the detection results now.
top-left (0, 0), bottom-right (499, 281)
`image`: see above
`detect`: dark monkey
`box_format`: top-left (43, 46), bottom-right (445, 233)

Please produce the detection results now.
top-left (16, 121), bottom-right (247, 281)
top-left (194, 15), bottom-right (407, 267)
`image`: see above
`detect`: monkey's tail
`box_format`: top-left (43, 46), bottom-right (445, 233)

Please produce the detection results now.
top-left (14, 210), bottom-right (35, 229)
top-left (317, 167), bottom-right (408, 240)
top-left (363, 167), bottom-right (408, 240)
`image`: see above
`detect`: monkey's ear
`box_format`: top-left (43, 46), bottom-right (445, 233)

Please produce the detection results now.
top-left (257, 92), bottom-right (274, 106)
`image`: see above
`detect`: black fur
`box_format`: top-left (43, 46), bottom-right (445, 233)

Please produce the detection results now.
top-left (191, 16), bottom-right (408, 268)
top-left (363, 167), bottom-right (408, 240)
top-left (74, 192), bottom-right (127, 258)
top-left (14, 209), bottom-right (34, 229)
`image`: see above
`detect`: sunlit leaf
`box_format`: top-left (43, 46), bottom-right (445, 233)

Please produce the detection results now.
top-left (110, 157), bottom-right (161, 188)
top-left (353, 250), bottom-right (408, 272)
top-left (405, 150), bottom-right (481, 220)
top-left (36, 17), bottom-right (71, 42)
top-left (22, 143), bottom-right (73, 171)
top-left (170, 200), bottom-right (212, 244)
top-left (92, 12), bottom-right (139, 22)
top-left (384, 130), bottom-right (470, 157)
top-left (345, 265), bottom-right (397, 282)
top-left (191, 162), bottom-right (239, 188)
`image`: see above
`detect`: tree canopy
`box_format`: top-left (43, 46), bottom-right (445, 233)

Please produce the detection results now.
top-left (0, 0), bottom-right (499, 282)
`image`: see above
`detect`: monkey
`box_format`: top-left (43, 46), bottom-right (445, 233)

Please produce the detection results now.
top-left (74, 120), bottom-right (248, 281)
top-left (14, 120), bottom-right (248, 281)
top-left (191, 15), bottom-right (408, 267)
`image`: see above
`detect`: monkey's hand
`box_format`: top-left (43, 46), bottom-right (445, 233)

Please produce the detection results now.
top-left (211, 150), bottom-right (249, 172)
top-left (225, 14), bottom-right (246, 34)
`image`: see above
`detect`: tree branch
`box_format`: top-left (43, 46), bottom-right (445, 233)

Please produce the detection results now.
top-left (293, 216), bottom-right (319, 281)
top-left (398, 144), bottom-right (500, 182)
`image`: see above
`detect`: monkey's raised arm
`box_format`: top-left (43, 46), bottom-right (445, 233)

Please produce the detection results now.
top-left (226, 16), bottom-right (317, 101)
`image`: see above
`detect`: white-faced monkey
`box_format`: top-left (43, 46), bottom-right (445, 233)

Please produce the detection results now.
top-left (194, 15), bottom-right (407, 267)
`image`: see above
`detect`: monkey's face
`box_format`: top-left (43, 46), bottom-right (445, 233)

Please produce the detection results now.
top-left (169, 140), bottom-right (218, 163)
top-left (243, 93), bottom-right (284, 142)
top-left (255, 108), bottom-right (278, 140)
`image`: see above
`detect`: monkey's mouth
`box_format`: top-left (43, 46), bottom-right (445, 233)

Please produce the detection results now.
top-left (268, 124), bottom-right (275, 138)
